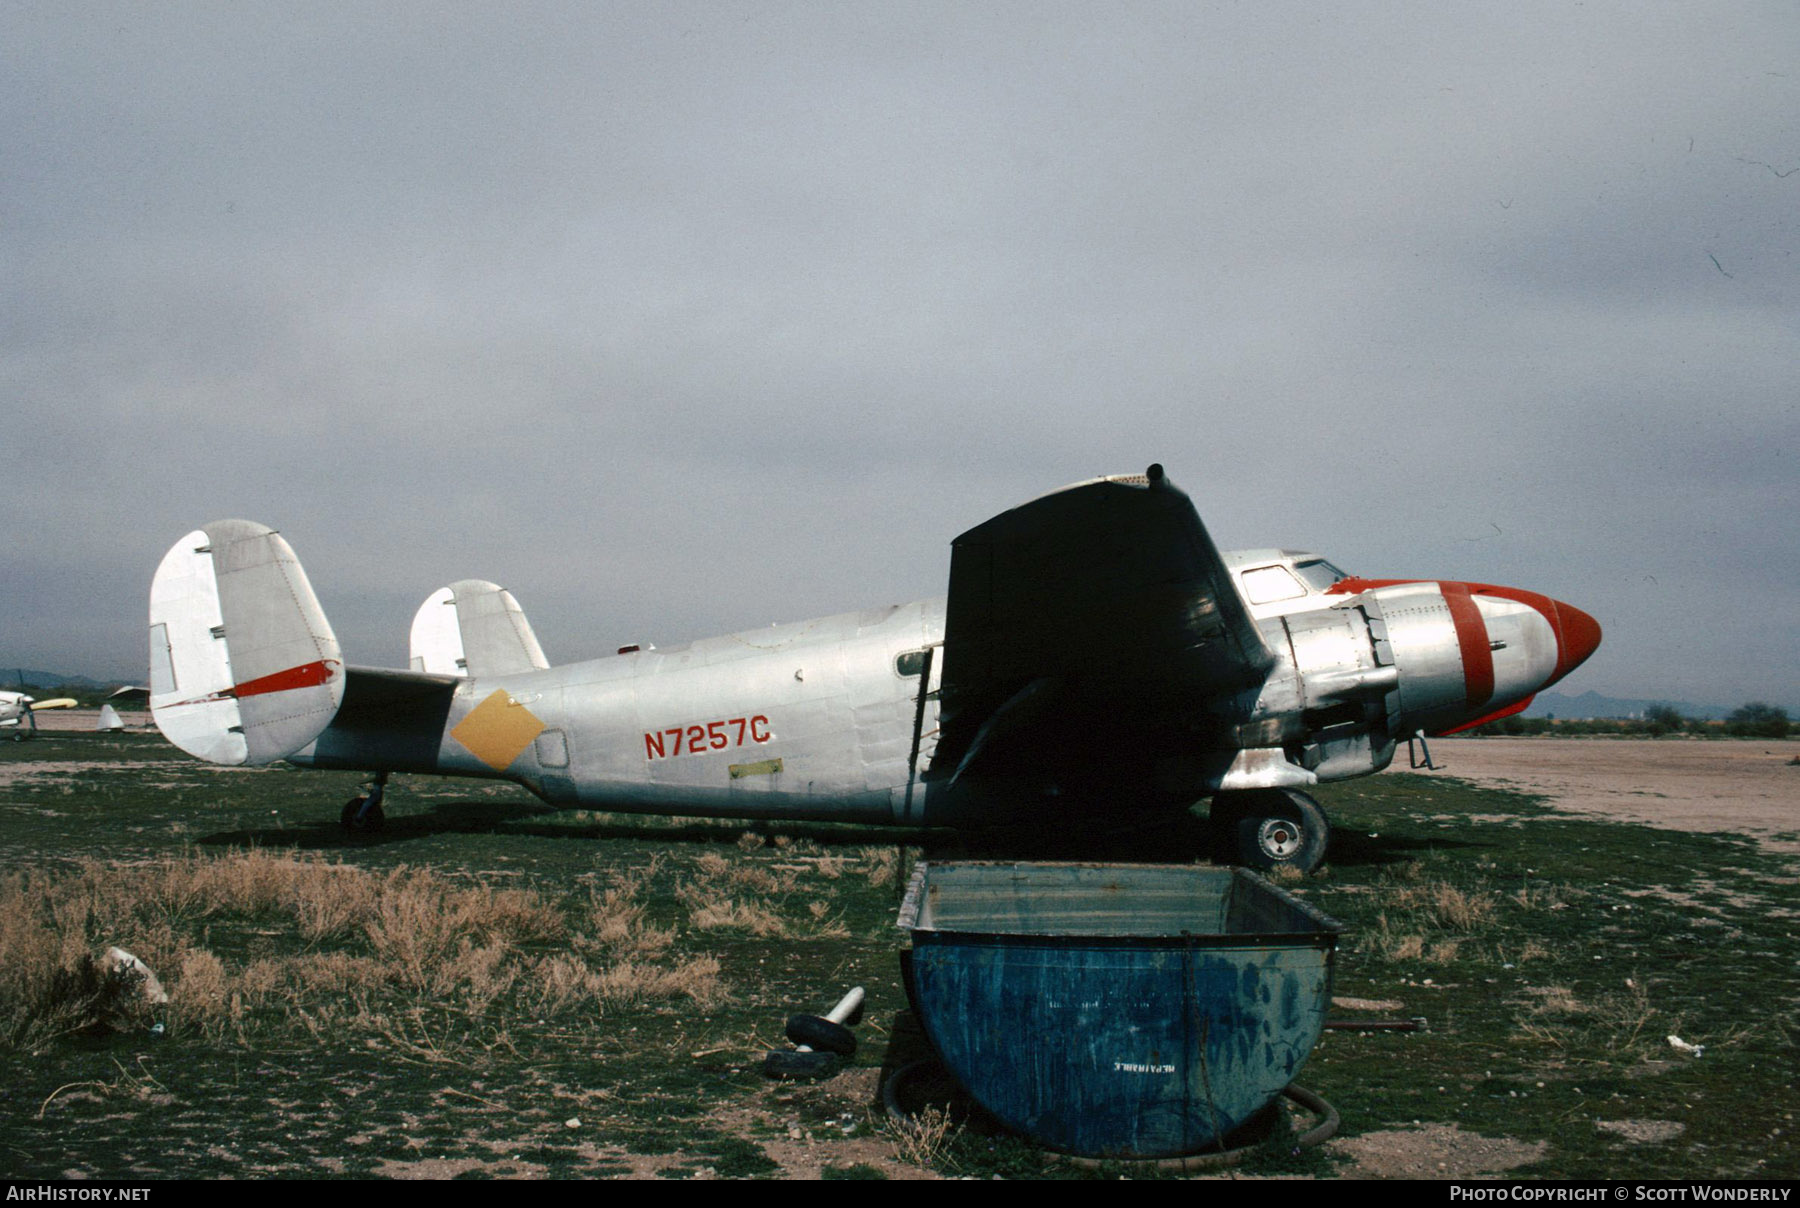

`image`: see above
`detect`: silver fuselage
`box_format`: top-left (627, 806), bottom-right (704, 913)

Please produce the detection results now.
top-left (291, 549), bottom-right (1582, 826)
top-left (296, 599), bottom-right (948, 823)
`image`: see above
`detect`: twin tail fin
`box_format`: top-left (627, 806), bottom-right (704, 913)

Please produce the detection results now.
top-left (149, 520), bottom-right (344, 765)
top-left (150, 521), bottom-right (550, 767)
top-left (408, 580), bottom-right (549, 677)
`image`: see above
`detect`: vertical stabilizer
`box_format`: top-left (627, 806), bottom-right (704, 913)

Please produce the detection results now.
top-left (149, 520), bottom-right (344, 765)
top-left (408, 579), bottom-right (550, 677)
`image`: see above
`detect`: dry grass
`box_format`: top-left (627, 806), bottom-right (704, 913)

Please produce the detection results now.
top-left (682, 890), bottom-right (793, 937)
top-left (37, 1056), bottom-right (169, 1120)
top-left (527, 953), bottom-right (723, 1015)
top-left (1395, 879), bottom-right (1499, 930)
top-left (1525, 984), bottom-right (1591, 1017)
top-left (677, 851), bottom-right (851, 938)
top-left (885, 1105), bottom-right (959, 1169)
top-left (1357, 864), bottom-right (1502, 964)
top-left (856, 846), bottom-right (902, 889)
top-left (1513, 976), bottom-right (1663, 1059)
top-left (0, 850), bottom-right (726, 1054)
top-left (583, 862), bottom-right (676, 957)
top-left (1509, 880), bottom-right (1576, 912)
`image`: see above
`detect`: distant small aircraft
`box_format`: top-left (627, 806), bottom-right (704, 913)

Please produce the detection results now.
top-left (147, 466), bottom-right (1599, 871)
top-left (2, 675), bottom-right (78, 740)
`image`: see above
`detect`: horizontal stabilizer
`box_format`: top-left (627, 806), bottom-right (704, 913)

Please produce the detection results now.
top-left (409, 580), bottom-right (549, 677)
top-left (149, 520), bottom-right (344, 765)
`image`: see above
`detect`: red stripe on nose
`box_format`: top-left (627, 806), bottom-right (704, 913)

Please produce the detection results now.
top-left (1440, 583), bottom-right (1494, 708)
top-left (1459, 585), bottom-right (1603, 685)
top-left (1547, 600), bottom-right (1602, 681)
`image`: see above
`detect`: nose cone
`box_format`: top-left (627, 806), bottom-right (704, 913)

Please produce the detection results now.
top-left (1547, 598), bottom-right (1602, 684)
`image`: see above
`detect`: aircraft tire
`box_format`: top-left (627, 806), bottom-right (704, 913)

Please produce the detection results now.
top-left (762, 1049), bottom-right (841, 1080)
top-left (340, 796), bottom-right (385, 833)
top-left (784, 1014), bottom-right (856, 1057)
top-left (1228, 789), bottom-right (1329, 874)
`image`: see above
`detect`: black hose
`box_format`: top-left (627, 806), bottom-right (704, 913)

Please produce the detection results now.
top-left (881, 1061), bottom-right (1339, 1173)
top-left (1062, 1083), bottom-right (1339, 1173)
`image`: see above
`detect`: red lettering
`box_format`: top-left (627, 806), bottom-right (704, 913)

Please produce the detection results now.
top-left (644, 715), bottom-right (777, 761)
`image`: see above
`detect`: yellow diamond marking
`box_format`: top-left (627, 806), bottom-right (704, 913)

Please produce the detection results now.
top-left (451, 689), bottom-right (547, 771)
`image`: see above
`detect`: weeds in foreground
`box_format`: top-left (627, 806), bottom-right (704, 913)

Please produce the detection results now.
top-left (885, 1105), bottom-right (959, 1171)
top-left (1355, 860), bottom-right (1503, 965)
top-left (0, 850), bottom-right (726, 1054)
top-left (38, 1056), bottom-right (168, 1120)
top-left (1512, 974), bottom-right (1668, 1063)
top-left (676, 847), bottom-right (855, 939)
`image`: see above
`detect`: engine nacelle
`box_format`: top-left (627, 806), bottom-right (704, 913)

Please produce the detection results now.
top-left (1223, 601), bottom-right (1399, 782)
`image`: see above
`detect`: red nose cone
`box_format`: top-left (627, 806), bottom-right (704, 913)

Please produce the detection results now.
top-left (1549, 599), bottom-right (1602, 682)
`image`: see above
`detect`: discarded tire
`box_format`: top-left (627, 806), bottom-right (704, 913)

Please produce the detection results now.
top-left (785, 1013), bottom-right (856, 1056)
top-left (762, 1049), bottom-right (840, 1080)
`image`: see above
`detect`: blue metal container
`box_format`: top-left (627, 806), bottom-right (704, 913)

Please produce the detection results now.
top-left (897, 861), bottom-right (1341, 1159)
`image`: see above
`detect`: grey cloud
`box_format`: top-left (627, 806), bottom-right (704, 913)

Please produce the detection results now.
top-left (2, 2), bottom-right (1794, 706)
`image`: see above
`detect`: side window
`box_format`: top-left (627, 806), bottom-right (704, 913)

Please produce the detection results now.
top-left (1293, 559), bottom-right (1346, 592)
top-left (1241, 565), bottom-right (1305, 605)
top-left (895, 649), bottom-right (929, 678)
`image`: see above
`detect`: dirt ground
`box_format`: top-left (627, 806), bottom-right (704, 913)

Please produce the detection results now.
top-left (28, 707), bottom-right (148, 733)
top-left (1405, 737), bottom-right (1800, 853)
top-left (45, 716), bottom-right (1794, 850)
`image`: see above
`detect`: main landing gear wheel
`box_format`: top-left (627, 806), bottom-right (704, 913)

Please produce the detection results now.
top-left (1212, 788), bottom-right (1330, 875)
top-left (339, 774), bottom-right (388, 833)
top-left (340, 796), bottom-right (384, 831)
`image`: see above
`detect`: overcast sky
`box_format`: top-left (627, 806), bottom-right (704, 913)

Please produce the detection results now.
top-left (4, 2), bottom-right (1795, 709)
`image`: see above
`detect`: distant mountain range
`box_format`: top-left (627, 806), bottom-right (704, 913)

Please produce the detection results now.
top-left (9, 670), bottom-right (142, 692)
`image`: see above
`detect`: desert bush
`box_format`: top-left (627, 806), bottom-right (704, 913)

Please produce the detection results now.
top-left (1726, 702), bottom-right (1790, 738)
top-left (1356, 865), bottom-right (1500, 963)
top-left (584, 877), bottom-right (675, 957)
top-left (526, 953), bottom-right (722, 1014)
top-left (1513, 976), bottom-right (1662, 1061)
top-left (886, 1106), bottom-right (959, 1170)
top-left (856, 846), bottom-right (903, 889)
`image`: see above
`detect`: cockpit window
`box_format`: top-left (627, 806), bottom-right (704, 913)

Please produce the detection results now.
top-left (1292, 559), bottom-right (1346, 592)
top-left (1241, 565), bottom-right (1306, 604)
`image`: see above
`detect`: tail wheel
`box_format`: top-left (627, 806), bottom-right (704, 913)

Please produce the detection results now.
top-left (340, 796), bottom-right (385, 832)
top-left (1214, 788), bottom-right (1330, 874)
